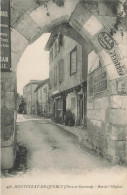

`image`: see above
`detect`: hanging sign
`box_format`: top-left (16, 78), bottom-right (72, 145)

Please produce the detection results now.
top-left (0, 0), bottom-right (11, 71)
top-left (98, 32), bottom-right (125, 76)
top-left (98, 32), bottom-right (114, 50)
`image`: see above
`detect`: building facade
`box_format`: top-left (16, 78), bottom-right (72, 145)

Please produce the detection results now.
top-left (23, 80), bottom-right (40, 114)
top-left (45, 33), bottom-right (87, 125)
top-left (34, 79), bottom-right (49, 117)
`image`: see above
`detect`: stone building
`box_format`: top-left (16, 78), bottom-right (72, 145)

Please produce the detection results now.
top-left (45, 33), bottom-right (87, 125)
top-left (23, 80), bottom-right (40, 114)
top-left (34, 78), bottom-right (49, 117)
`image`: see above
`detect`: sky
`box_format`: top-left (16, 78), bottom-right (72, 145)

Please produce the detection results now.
top-left (17, 33), bottom-right (50, 95)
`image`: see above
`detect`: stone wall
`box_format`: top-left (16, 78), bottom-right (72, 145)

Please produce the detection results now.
top-left (107, 81), bottom-right (127, 164)
top-left (87, 60), bottom-right (127, 164)
top-left (87, 95), bottom-right (110, 158)
top-left (1, 71), bottom-right (17, 169)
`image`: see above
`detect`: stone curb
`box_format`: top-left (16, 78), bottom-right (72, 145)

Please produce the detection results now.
top-left (44, 119), bottom-right (127, 166)
top-left (44, 118), bottom-right (93, 151)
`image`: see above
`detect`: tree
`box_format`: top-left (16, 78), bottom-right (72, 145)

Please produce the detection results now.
top-left (17, 93), bottom-right (22, 109)
top-left (18, 97), bottom-right (26, 114)
top-left (36, 0), bottom-right (65, 7)
top-left (36, 0), bottom-right (65, 16)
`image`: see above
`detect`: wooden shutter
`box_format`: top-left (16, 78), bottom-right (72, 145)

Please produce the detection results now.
top-left (50, 49), bottom-right (53, 63)
top-left (70, 47), bottom-right (77, 75)
top-left (49, 71), bottom-right (52, 88)
top-left (54, 66), bottom-right (57, 86)
top-left (59, 59), bottom-right (64, 83)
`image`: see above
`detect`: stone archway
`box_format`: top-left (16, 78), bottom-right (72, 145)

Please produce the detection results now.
top-left (1, 0), bottom-right (127, 169)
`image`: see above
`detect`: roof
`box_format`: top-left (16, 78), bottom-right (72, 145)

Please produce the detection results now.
top-left (23, 80), bottom-right (41, 88)
top-left (34, 78), bottom-right (49, 92)
top-left (44, 33), bottom-right (58, 51)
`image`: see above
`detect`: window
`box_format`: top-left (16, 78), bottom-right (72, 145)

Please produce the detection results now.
top-left (58, 34), bottom-right (63, 52)
top-left (50, 48), bottom-right (53, 63)
top-left (49, 71), bottom-right (53, 89)
top-left (70, 47), bottom-right (77, 75)
top-left (40, 89), bottom-right (42, 100)
top-left (54, 66), bottom-right (57, 86)
top-left (57, 99), bottom-right (63, 110)
top-left (54, 41), bottom-right (57, 58)
top-left (59, 59), bottom-right (64, 83)
top-left (99, 60), bottom-right (102, 67)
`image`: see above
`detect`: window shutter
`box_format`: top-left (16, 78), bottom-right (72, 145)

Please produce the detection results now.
top-left (54, 66), bottom-right (57, 86)
top-left (59, 59), bottom-right (64, 83)
top-left (70, 47), bottom-right (77, 75)
top-left (58, 34), bottom-right (63, 52)
top-left (49, 71), bottom-right (52, 88)
top-left (50, 49), bottom-right (53, 62)
top-left (54, 42), bottom-right (57, 58)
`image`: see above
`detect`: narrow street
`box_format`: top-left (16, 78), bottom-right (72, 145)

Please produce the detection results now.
top-left (16, 114), bottom-right (110, 174)
top-left (2, 114), bottom-right (127, 195)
